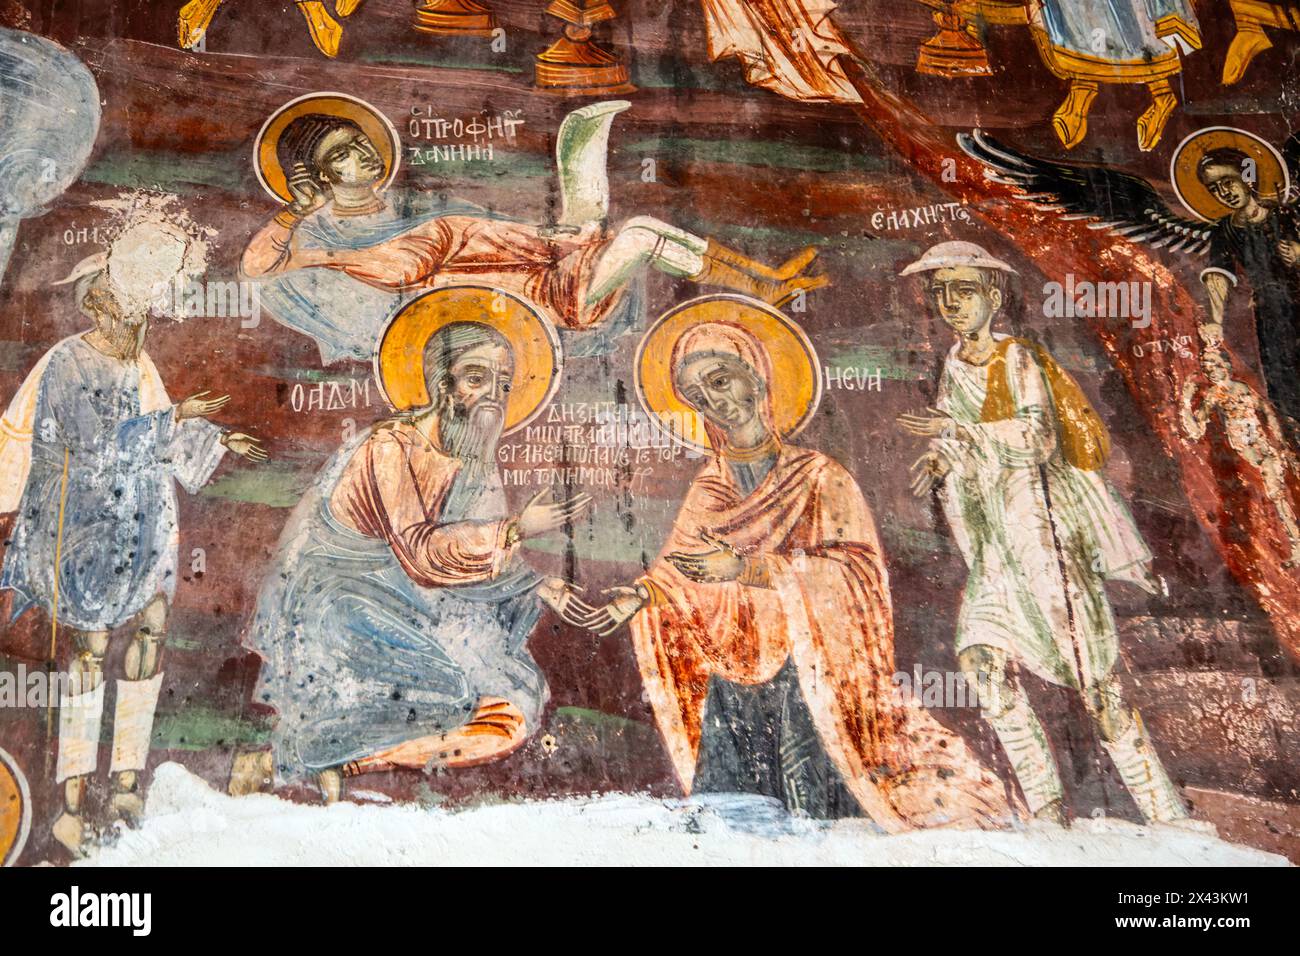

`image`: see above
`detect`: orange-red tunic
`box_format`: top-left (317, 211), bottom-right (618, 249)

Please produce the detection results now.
top-left (630, 415), bottom-right (1017, 829)
top-left (244, 214), bottom-right (624, 332)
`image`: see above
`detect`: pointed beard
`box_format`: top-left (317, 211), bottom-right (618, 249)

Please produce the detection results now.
top-left (439, 398), bottom-right (505, 474)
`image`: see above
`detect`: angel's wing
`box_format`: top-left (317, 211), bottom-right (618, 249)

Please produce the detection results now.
top-left (958, 129), bottom-right (1214, 255)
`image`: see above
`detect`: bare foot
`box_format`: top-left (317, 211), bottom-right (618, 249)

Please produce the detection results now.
top-left (1031, 798), bottom-right (1069, 828)
top-left (51, 812), bottom-right (92, 858)
top-left (109, 791), bottom-right (145, 827)
top-left (317, 768), bottom-right (343, 804)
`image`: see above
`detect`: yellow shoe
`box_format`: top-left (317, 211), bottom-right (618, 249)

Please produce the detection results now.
top-left (1223, 25), bottom-right (1274, 85)
top-left (298, 1), bottom-right (344, 57)
top-left (1137, 81), bottom-right (1177, 152)
top-left (1222, 0), bottom-right (1293, 85)
top-left (178, 0), bottom-right (223, 49)
top-left (1051, 81), bottom-right (1098, 150)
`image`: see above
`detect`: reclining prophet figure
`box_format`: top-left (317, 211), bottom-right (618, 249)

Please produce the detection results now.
top-left (234, 289), bottom-right (595, 803)
top-left (896, 241), bottom-right (1188, 827)
top-left (0, 219), bottom-right (267, 857)
top-left (241, 96), bottom-right (825, 364)
top-left (582, 297), bottom-right (1017, 830)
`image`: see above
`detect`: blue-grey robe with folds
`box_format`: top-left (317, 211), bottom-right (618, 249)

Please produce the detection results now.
top-left (246, 419), bottom-right (547, 779)
top-left (1, 335), bottom-right (225, 631)
top-left (1032, 0), bottom-right (1200, 77)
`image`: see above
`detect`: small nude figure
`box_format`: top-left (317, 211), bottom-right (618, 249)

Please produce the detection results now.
top-left (1181, 348), bottom-right (1300, 566)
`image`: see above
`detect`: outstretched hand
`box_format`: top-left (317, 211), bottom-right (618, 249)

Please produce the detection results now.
top-left (222, 432), bottom-right (269, 462)
top-left (909, 450), bottom-right (950, 497)
top-left (518, 488), bottom-right (592, 538)
top-left (897, 407), bottom-right (955, 438)
top-left (178, 390), bottom-right (230, 421)
top-left (581, 585), bottom-right (645, 636)
top-left (537, 577), bottom-right (598, 627)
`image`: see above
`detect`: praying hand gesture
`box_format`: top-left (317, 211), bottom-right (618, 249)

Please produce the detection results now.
top-left (286, 162), bottom-right (329, 218)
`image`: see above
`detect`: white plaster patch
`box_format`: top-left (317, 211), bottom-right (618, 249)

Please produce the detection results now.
top-left (74, 763), bottom-right (1291, 867)
top-left (92, 191), bottom-right (214, 318)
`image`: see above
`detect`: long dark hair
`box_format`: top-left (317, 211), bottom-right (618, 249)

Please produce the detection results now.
top-left (277, 113), bottom-right (367, 182)
top-left (1196, 147), bottom-right (1254, 188)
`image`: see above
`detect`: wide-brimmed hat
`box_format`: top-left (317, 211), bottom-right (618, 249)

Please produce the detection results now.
top-left (899, 241), bottom-right (1018, 276)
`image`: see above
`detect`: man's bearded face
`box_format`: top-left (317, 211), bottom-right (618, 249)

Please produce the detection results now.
top-left (83, 277), bottom-right (141, 332)
top-left (437, 342), bottom-right (514, 463)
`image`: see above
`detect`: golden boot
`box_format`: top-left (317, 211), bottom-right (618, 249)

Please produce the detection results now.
top-left (705, 240), bottom-right (820, 282)
top-left (1052, 80), bottom-right (1099, 150)
top-left (298, 1), bottom-right (344, 57)
top-left (693, 251), bottom-right (829, 308)
top-left (1223, 0), bottom-right (1298, 85)
top-left (1136, 79), bottom-right (1177, 152)
top-left (178, 0), bottom-right (224, 48)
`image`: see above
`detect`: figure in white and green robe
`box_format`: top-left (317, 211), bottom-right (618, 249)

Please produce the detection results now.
top-left (931, 334), bottom-right (1186, 822)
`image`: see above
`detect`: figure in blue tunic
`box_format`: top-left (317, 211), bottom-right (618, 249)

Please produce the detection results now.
top-left (0, 258), bottom-right (266, 856)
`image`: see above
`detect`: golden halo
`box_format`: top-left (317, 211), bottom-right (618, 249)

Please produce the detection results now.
top-left (374, 285), bottom-right (563, 437)
top-left (1170, 126), bottom-right (1289, 222)
top-left (0, 747), bottom-right (31, 867)
top-left (635, 294), bottom-right (822, 454)
top-left (254, 92), bottom-right (400, 204)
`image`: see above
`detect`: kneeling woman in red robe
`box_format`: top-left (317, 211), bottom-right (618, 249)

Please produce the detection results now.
top-left (584, 298), bottom-right (1020, 830)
